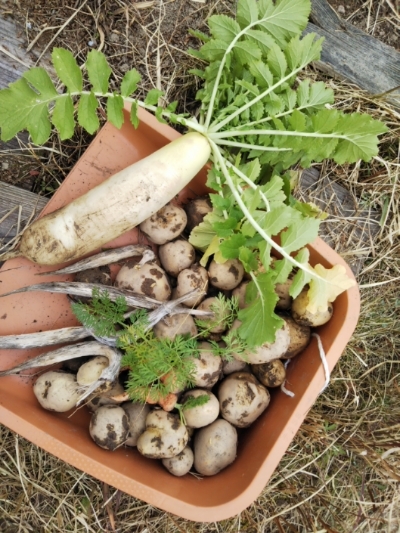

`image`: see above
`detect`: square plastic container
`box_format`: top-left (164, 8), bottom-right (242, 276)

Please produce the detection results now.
top-left (0, 108), bottom-right (360, 522)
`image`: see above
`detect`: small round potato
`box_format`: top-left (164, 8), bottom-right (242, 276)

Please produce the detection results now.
top-left (194, 419), bottom-right (238, 476)
top-left (153, 313), bottom-right (198, 340)
top-left (231, 281), bottom-right (250, 309)
top-left (76, 355), bottom-right (109, 386)
top-left (140, 203), bottom-right (187, 245)
top-left (275, 278), bottom-right (293, 310)
top-left (184, 196), bottom-right (213, 233)
top-left (208, 258), bottom-right (244, 290)
top-left (230, 319), bottom-right (291, 364)
top-left (196, 296), bottom-right (230, 334)
top-left (282, 315), bottom-right (311, 359)
top-left (218, 372), bottom-right (270, 428)
top-left (190, 341), bottom-right (223, 388)
top-left (122, 402), bottom-right (151, 447)
top-left (222, 358), bottom-right (249, 375)
top-left (137, 410), bottom-right (188, 459)
top-left (115, 262), bottom-right (171, 301)
top-left (181, 389), bottom-right (220, 428)
top-left (162, 446), bottom-right (194, 477)
top-left (251, 360), bottom-right (286, 387)
top-left (158, 239), bottom-right (196, 277)
top-left (89, 404), bottom-right (129, 450)
top-left (33, 370), bottom-right (80, 413)
top-left (173, 264), bottom-right (208, 307)
top-left (292, 289), bottom-right (333, 327)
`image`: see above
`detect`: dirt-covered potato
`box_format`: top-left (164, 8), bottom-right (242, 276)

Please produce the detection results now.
top-left (76, 355), bottom-right (109, 386)
top-left (281, 315), bottom-right (311, 359)
top-left (251, 360), bottom-right (286, 387)
top-left (137, 410), bottom-right (188, 459)
top-left (162, 446), bottom-right (194, 477)
top-left (173, 264), bottom-right (208, 307)
top-left (222, 358), bottom-right (249, 375)
top-left (181, 389), bottom-right (220, 428)
top-left (230, 319), bottom-right (291, 363)
top-left (153, 313), bottom-right (198, 340)
top-left (158, 239), bottom-right (196, 277)
top-left (218, 372), bottom-right (270, 427)
top-left (208, 258), bottom-right (244, 290)
top-left (122, 402), bottom-right (151, 447)
top-left (190, 341), bottom-right (223, 388)
top-left (194, 419), bottom-right (237, 476)
top-left (140, 203), bottom-right (187, 245)
top-left (231, 281), bottom-right (250, 309)
top-left (291, 289), bottom-right (333, 327)
top-left (89, 404), bottom-right (129, 450)
top-left (33, 370), bottom-right (80, 413)
top-left (184, 196), bottom-right (213, 233)
top-left (115, 261), bottom-right (171, 301)
top-left (275, 278), bottom-right (293, 310)
top-left (196, 296), bottom-right (230, 334)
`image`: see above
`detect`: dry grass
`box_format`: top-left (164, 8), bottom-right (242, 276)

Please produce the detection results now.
top-left (0, 0), bottom-right (399, 531)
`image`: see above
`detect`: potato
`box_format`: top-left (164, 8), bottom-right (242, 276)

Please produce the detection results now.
top-left (196, 296), bottom-right (230, 334)
top-left (173, 264), bottom-right (208, 307)
top-left (162, 446), bottom-right (194, 477)
top-left (218, 372), bottom-right (270, 428)
top-left (231, 281), bottom-right (250, 309)
top-left (137, 410), bottom-right (188, 459)
top-left (140, 203), bottom-right (187, 245)
top-left (190, 341), bottom-right (223, 388)
top-left (194, 419), bottom-right (237, 476)
top-left (153, 313), bottom-right (198, 340)
top-left (89, 404), bottom-right (129, 450)
top-left (251, 360), bottom-right (286, 388)
top-left (281, 315), bottom-right (311, 359)
top-left (208, 258), bottom-right (244, 290)
top-left (158, 239), bottom-right (195, 277)
top-left (122, 402), bottom-right (151, 447)
top-left (115, 262), bottom-right (171, 301)
top-left (184, 196), bottom-right (213, 233)
top-left (292, 289), bottom-right (333, 327)
top-left (76, 355), bottom-right (109, 386)
top-left (181, 389), bottom-right (220, 428)
top-left (33, 370), bottom-right (80, 413)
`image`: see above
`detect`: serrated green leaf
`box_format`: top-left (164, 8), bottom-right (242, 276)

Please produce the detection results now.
top-left (289, 109), bottom-right (307, 131)
top-left (213, 217), bottom-right (238, 237)
top-left (268, 44), bottom-right (287, 79)
top-left (264, 91), bottom-right (285, 115)
top-left (208, 14), bottom-right (241, 42)
top-left (188, 28), bottom-right (211, 42)
top-left (246, 29), bottom-right (275, 55)
top-left (52, 94), bottom-right (75, 139)
top-left (144, 89), bottom-right (164, 106)
top-left (189, 212), bottom-right (221, 251)
top-left (85, 50), bottom-right (111, 94)
top-left (26, 103), bottom-right (51, 144)
top-left (121, 68), bottom-right (141, 97)
top-left (255, 205), bottom-right (300, 236)
top-left (78, 92), bottom-right (99, 134)
top-left (280, 216), bottom-right (320, 253)
top-left (197, 39), bottom-right (228, 61)
top-left (23, 68), bottom-right (58, 99)
top-left (200, 235), bottom-right (221, 267)
top-left (237, 272), bottom-right (283, 347)
top-left (248, 60), bottom-right (273, 89)
top-left (107, 93), bottom-right (124, 128)
top-left (237, 0), bottom-right (259, 28)
top-left (234, 40), bottom-right (261, 65)
top-left (219, 234), bottom-right (247, 259)
top-left (273, 257), bottom-right (294, 284)
top-left (239, 247), bottom-right (259, 272)
top-left (258, 0), bottom-right (311, 47)
top-left (258, 240), bottom-right (272, 271)
top-left (130, 101), bottom-right (139, 129)
top-left (52, 48), bottom-right (82, 93)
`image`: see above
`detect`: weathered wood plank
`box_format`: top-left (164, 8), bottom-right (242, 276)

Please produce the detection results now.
top-left (307, 0), bottom-right (400, 108)
top-left (0, 182), bottom-right (48, 242)
top-left (297, 168), bottom-right (381, 275)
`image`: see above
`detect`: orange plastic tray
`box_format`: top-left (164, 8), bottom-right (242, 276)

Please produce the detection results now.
top-left (0, 108), bottom-right (360, 522)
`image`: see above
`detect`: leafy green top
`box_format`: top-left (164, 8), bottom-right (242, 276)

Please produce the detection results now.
top-left (0, 0), bottom-right (387, 347)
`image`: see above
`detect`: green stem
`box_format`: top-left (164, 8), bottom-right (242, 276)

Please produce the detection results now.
top-left (210, 140), bottom-right (322, 281)
top-left (212, 139), bottom-right (291, 152)
top-left (209, 65), bottom-right (307, 133)
top-left (210, 128), bottom-right (348, 141)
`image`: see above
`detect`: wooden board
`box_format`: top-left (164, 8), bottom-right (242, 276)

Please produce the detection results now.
top-left (0, 181), bottom-right (48, 242)
top-left (307, 0), bottom-right (400, 108)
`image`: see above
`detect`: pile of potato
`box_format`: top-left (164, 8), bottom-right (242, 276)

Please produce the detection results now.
top-left (33, 197), bottom-right (333, 477)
